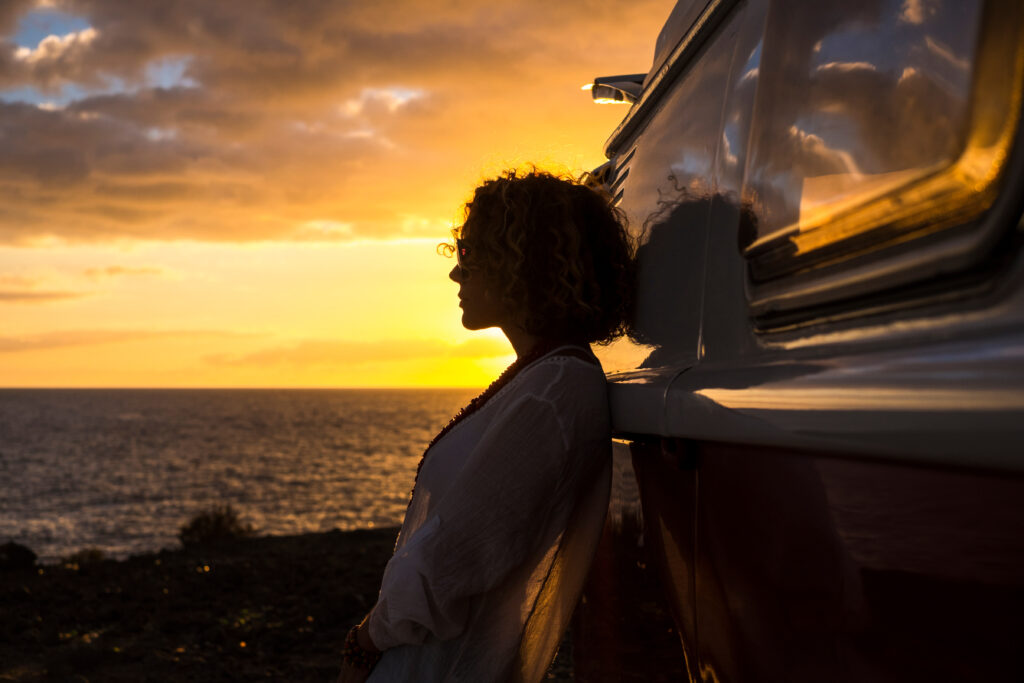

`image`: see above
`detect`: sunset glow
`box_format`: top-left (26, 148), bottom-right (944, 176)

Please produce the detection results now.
top-left (0, 0), bottom-right (673, 387)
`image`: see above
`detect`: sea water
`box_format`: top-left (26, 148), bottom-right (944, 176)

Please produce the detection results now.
top-left (0, 388), bottom-right (477, 563)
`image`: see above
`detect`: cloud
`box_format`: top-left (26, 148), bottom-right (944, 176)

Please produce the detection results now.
top-left (0, 0), bottom-right (34, 36)
top-left (290, 220), bottom-right (355, 241)
top-left (83, 264), bottom-right (163, 278)
top-left (0, 273), bottom-right (41, 287)
top-left (0, 0), bottom-right (673, 245)
top-left (341, 87), bottom-right (425, 117)
top-left (899, 0), bottom-right (939, 25)
top-left (0, 328), bottom-right (252, 351)
top-left (0, 271), bottom-right (89, 303)
top-left (787, 125), bottom-right (862, 176)
top-left (0, 289), bottom-right (83, 302)
top-left (14, 25), bottom-right (98, 65)
top-left (207, 336), bottom-right (511, 367)
top-left (813, 61), bottom-right (877, 74)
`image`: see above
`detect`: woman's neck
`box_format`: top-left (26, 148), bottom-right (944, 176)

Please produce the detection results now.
top-left (501, 326), bottom-right (542, 359)
top-left (501, 326), bottom-right (585, 359)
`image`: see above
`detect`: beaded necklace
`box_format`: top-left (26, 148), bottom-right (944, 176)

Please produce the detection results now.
top-left (407, 340), bottom-right (591, 505)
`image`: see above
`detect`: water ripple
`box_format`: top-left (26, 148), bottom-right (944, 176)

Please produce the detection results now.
top-left (0, 388), bottom-right (476, 563)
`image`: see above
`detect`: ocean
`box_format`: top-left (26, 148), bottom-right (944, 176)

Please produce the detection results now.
top-left (0, 388), bottom-right (478, 563)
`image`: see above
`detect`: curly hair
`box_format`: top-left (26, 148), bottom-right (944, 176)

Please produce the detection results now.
top-left (442, 168), bottom-right (635, 344)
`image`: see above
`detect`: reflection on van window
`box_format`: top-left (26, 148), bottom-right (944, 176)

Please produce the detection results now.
top-left (742, 0), bottom-right (983, 241)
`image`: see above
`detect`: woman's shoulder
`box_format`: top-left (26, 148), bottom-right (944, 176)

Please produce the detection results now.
top-left (507, 346), bottom-right (607, 406)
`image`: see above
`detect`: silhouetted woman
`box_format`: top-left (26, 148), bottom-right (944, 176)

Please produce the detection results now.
top-left (337, 169), bottom-right (634, 683)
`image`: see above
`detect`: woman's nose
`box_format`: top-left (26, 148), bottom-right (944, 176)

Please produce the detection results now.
top-left (449, 264), bottom-right (462, 283)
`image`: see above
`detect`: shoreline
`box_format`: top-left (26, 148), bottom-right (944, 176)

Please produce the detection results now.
top-left (1, 528), bottom-right (573, 682)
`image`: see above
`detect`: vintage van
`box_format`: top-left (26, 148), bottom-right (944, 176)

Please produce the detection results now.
top-left (581, 0), bottom-right (1024, 680)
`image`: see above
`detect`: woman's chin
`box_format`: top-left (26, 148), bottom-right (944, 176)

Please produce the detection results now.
top-left (460, 313), bottom-right (494, 331)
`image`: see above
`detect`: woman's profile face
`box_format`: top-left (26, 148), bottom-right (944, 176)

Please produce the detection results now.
top-left (448, 242), bottom-right (508, 332)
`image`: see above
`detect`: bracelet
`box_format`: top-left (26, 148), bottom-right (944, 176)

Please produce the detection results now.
top-left (342, 626), bottom-right (382, 670)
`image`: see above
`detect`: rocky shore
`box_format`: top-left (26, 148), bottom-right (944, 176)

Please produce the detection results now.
top-left (0, 529), bottom-right (573, 682)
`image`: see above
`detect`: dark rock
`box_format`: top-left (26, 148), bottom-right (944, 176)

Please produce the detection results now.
top-left (0, 541), bottom-right (36, 571)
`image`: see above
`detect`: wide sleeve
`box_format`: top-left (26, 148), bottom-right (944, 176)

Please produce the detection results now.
top-left (367, 391), bottom-right (578, 651)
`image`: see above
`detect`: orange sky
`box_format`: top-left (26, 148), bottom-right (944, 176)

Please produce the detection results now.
top-left (0, 0), bottom-right (674, 387)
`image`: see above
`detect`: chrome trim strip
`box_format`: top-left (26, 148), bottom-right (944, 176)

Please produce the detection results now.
top-left (657, 332), bottom-right (1024, 472)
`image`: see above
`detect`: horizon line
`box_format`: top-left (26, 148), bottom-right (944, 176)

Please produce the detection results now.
top-left (0, 385), bottom-right (486, 391)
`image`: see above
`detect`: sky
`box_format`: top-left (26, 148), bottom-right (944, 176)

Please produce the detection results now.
top-left (0, 0), bottom-right (674, 387)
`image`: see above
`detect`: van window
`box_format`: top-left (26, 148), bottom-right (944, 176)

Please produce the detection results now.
top-left (740, 0), bottom-right (1020, 287)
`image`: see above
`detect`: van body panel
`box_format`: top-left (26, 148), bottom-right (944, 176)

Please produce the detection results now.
top-left (694, 442), bottom-right (1024, 683)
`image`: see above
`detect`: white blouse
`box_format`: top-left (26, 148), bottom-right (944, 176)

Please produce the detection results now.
top-left (366, 348), bottom-right (612, 682)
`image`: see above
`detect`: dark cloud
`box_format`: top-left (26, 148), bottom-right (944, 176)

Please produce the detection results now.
top-left (0, 0), bottom-right (672, 244)
top-left (0, 1), bottom-right (35, 36)
top-left (0, 289), bottom-right (84, 302)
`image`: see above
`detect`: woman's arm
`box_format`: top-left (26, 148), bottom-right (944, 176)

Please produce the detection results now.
top-left (336, 612), bottom-right (381, 683)
top-left (356, 613), bottom-right (380, 653)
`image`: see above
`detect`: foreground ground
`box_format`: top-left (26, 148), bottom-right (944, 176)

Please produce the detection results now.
top-left (0, 528), bottom-right (573, 682)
